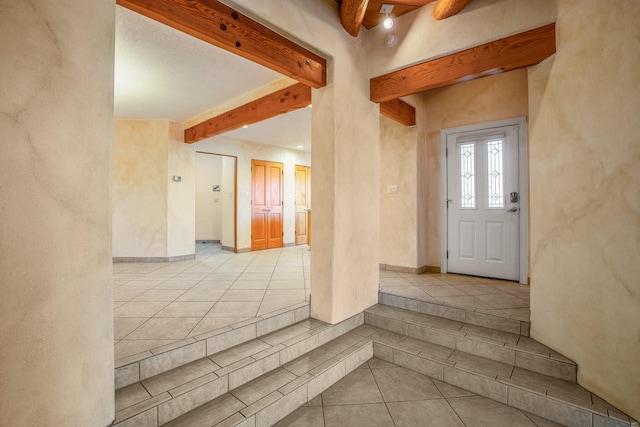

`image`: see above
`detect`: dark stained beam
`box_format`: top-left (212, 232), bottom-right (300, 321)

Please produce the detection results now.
top-left (432, 0), bottom-right (471, 20)
top-left (185, 83), bottom-right (312, 144)
top-left (117, 0), bottom-right (326, 88)
top-left (370, 23), bottom-right (556, 102)
top-left (380, 99), bottom-right (416, 126)
top-left (340, 0), bottom-right (369, 37)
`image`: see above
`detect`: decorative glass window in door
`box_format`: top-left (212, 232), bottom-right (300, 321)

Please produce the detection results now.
top-left (487, 138), bottom-right (504, 208)
top-left (459, 142), bottom-right (476, 208)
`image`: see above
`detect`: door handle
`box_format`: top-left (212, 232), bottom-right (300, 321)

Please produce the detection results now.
top-left (263, 208), bottom-right (271, 211)
top-left (507, 207), bottom-right (518, 212)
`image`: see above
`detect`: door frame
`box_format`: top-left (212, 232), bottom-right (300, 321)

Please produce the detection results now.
top-left (196, 151), bottom-right (238, 253)
top-left (295, 164), bottom-right (311, 245)
top-left (439, 117), bottom-right (528, 284)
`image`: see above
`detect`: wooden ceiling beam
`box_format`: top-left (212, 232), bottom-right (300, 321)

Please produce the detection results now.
top-left (370, 23), bottom-right (556, 102)
top-left (340, 0), bottom-right (369, 37)
top-left (184, 83), bottom-right (311, 144)
top-left (116, 0), bottom-right (326, 88)
top-left (432, 0), bottom-right (471, 20)
top-left (380, 99), bottom-right (416, 126)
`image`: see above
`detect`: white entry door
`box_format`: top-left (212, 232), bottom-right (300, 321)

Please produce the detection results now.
top-left (446, 124), bottom-right (521, 281)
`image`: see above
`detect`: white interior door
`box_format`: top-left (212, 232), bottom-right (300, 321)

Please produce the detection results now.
top-left (446, 125), bottom-right (520, 281)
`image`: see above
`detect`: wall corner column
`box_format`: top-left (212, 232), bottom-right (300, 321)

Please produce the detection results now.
top-left (0, 2), bottom-right (115, 425)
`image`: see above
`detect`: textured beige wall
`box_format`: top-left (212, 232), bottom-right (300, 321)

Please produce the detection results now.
top-left (226, 0), bottom-right (380, 323)
top-left (0, 1), bottom-right (115, 425)
top-left (528, 1), bottom-right (640, 418)
top-left (415, 70), bottom-right (529, 267)
top-left (167, 121), bottom-right (196, 257)
top-left (113, 120), bottom-right (169, 257)
top-left (196, 136), bottom-right (310, 250)
top-left (114, 120), bottom-right (195, 258)
top-left (380, 116), bottom-right (419, 268)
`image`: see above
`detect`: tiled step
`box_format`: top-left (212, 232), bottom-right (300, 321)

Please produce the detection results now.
top-left (115, 302), bottom-right (310, 390)
top-left (364, 313), bottom-right (636, 427)
top-left (164, 335), bottom-right (373, 427)
top-left (365, 304), bottom-right (577, 382)
top-left (112, 312), bottom-right (366, 426)
top-left (379, 291), bottom-right (531, 336)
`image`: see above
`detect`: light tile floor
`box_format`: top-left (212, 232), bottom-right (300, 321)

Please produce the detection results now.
top-left (379, 270), bottom-right (530, 322)
top-left (113, 243), bottom-right (310, 361)
top-left (276, 358), bottom-right (564, 427)
top-left (113, 244), bottom-right (531, 361)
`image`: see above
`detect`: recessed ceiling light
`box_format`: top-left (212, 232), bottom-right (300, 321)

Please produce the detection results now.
top-left (308, 104), bottom-right (312, 108)
top-left (297, 145), bottom-right (303, 149)
top-left (242, 125), bottom-right (248, 129)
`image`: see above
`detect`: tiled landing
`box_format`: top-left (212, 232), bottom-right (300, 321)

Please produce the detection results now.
top-left (380, 270), bottom-right (530, 322)
top-left (277, 357), bottom-right (564, 427)
top-left (379, 275), bottom-right (531, 336)
top-left (113, 243), bottom-right (310, 363)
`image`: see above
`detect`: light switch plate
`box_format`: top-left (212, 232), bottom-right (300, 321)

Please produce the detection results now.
top-left (387, 185), bottom-right (398, 194)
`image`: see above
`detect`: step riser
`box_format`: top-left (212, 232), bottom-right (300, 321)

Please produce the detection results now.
top-left (365, 310), bottom-right (576, 382)
top-left (372, 342), bottom-right (630, 427)
top-left (380, 292), bottom-right (531, 336)
top-left (115, 303), bottom-right (310, 390)
top-left (113, 312), bottom-right (365, 426)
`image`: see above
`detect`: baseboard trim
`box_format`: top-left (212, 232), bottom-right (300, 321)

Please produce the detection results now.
top-left (221, 245), bottom-right (235, 252)
top-left (196, 240), bottom-right (219, 244)
top-left (237, 247), bottom-right (252, 253)
top-left (284, 242), bottom-right (296, 247)
top-left (380, 264), bottom-right (441, 274)
top-left (113, 254), bottom-right (196, 263)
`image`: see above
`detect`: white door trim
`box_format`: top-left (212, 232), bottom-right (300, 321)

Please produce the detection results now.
top-left (440, 117), bottom-right (528, 284)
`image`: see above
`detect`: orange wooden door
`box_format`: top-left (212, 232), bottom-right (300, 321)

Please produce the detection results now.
top-left (267, 162), bottom-right (284, 248)
top-left (295, 165), bottom-right (311, 245)
top-left (251, 160), bottom-right (283, 250)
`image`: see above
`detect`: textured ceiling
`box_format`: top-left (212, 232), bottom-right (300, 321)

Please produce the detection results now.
top-left (114, 5), bottom-right (310, 151)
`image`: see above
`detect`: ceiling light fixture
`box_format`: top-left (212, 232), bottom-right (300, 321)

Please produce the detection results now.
top-left (297, 145), bottom-right (303, 149)
top-left (242, 125), bottom-right (248, 129)
top-left (380, 4), bottom-right (394, 30)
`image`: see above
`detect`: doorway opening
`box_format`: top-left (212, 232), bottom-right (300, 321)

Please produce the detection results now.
top-left (195, 151), bottom-right (237, 252)
top-left (440, 117), bottom-right (528, 284)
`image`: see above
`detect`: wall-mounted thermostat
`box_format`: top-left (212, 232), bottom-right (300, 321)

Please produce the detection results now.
top-left (173, 176), bottom-right (182, 182)
top-left (212, 185), bottom-right (220, 191)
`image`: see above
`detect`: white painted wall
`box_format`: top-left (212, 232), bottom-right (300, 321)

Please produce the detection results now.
top-left (221, 156), bottom-right (236, 248)
top-left (195, 153), bottom-right (223, 241)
